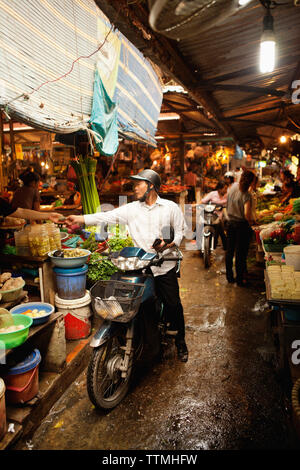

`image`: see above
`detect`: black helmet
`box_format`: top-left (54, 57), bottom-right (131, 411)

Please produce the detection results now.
top-left (130, 169), bottom-right (161, 192)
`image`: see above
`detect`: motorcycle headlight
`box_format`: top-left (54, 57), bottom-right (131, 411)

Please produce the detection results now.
top-left (205, 204), bottom-right (215, 213)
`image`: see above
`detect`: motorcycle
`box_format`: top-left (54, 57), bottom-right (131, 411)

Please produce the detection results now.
top-left (196, 202), bottom-right (224, 268)
top-left (86, 232), bottom-right (182, 410)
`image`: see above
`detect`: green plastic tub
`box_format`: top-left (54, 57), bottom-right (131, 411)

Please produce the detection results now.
top-left (0, 314), bottom-right (32, 349)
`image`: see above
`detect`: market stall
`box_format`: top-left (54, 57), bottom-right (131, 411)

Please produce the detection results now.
top-left (253, 192), bottom-right (300, 383)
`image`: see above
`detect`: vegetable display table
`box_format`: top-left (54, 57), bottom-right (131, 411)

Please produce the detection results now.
top-left (265, 270), bottom-right (300, 383)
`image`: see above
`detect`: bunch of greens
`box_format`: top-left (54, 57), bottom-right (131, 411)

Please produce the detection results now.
top-left (82, 233), bottom-right (99, 252)
top-left (108, 235), bottom-right (134, 252)
top-left (86, 227), bottom-right (134, 281)
top-left (71, 156), bottom-right (100, 214)
top-left (87, 252), bottom-right (118, 282)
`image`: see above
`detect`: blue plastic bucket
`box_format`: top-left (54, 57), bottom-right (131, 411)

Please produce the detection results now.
top-left (53, 264), bottom-right (88, 300)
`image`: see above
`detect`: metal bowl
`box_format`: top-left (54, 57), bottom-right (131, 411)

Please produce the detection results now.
top-left (48, 249), bottom-right (91, 268)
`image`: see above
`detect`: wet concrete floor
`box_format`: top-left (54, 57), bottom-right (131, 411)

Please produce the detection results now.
top-left (14, 243), bottom-right (300, 450)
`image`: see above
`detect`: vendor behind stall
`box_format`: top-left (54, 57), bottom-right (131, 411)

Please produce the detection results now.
top-left (0, 197), bottom-right (61, 223)
top-left (280, 169), bottom-right (300, 204)
top-left (11, 171), bottom-right (40, 211)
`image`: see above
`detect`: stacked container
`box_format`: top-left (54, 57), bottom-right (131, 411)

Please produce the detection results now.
top-left (3, 349), bottom-right (41, 405)
top-left (14, 226), bottom-right (31, 256)
top-left (28, 225), bottom-right (51, 257)
top-left (45, 223), bottom-right (61, 252)
top-left (53, 256), bottom-right (92, 340)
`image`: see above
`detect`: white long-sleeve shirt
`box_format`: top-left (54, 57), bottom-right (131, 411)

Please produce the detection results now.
top-left (84, 196), bottom-right (186, 276)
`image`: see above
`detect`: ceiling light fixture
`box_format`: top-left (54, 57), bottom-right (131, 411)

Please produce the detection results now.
top-left (259, 1), bottom-right (276, 73)
top-left (238, 0), bottom-right (252, 6)
top-left (158, 113), bottom-right (180, 121)
top-left (280, 135), bottom-right (287, 143)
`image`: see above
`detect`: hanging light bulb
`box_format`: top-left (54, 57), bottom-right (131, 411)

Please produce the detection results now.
top-left (259, 7), bottom-right (276, 73)
top-left (280, 135), bottom-right (287, 144)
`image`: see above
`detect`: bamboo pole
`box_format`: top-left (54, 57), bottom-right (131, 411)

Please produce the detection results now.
top-left (9, 119), bottom-right (15, 160)
top-left (0, 112), bottom-right (4, 192)
top-left (179, 137), bottom-right (185, 185)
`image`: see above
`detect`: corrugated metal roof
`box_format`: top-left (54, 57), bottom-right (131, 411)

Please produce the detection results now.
top-left (166, 1), bottom-right (300, 141)
top-left (0, 0), bottom-right (162, 146)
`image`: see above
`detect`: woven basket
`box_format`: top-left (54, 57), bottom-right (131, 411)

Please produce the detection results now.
top-left (292, 378), bottom-right (300, 441)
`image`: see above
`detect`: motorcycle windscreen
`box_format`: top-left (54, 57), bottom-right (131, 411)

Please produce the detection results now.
top-left (110, 247), bottom-right (157, 270)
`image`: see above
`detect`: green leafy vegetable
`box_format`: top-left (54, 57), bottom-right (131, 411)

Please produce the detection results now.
top-left (87, 252), bottom-right (118, 282)
top-left (108, 235), bottom-right (134, 252)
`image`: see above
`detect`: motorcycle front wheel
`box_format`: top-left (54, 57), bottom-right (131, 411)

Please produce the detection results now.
top-left (87, 335), bottom-right (134, 410)
top-left (203, 235), bottom-right (211, 268)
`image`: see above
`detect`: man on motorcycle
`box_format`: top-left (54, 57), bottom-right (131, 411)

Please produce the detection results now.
top-left (200, 181), bottom-right (228, 250)
top-left (65, 169), bottom-right (189, 362)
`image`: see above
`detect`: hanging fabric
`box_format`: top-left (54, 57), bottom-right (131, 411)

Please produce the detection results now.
top-left (89, 70), bottom-right (119, 157)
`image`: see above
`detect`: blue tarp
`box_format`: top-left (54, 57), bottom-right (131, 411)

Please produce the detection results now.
top-left (89, 71), bottom-right (118, 157)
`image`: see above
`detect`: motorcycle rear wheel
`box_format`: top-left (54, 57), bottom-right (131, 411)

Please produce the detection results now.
top-left (203, 235), bottom-right (211, 268)
top-left (87, 335), bottom-right (133, 410)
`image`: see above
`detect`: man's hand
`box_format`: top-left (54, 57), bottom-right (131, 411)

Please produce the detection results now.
top-left (153, 239), bottom-right (175, 253)
top-left (65, 215), bottom-right (84, 226)
top-left (49, 212), bottom-right (65, 224)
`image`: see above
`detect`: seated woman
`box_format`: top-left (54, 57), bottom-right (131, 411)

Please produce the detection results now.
top-left (12, 171), bottom-right (41, 211)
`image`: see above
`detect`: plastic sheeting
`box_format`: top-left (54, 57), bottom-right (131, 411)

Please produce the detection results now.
top-left (0, 0), bottom-right (162, 147)
top-left (89, 70), bottom-right (118, 157)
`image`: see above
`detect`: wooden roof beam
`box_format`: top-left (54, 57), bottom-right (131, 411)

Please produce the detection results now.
top-left (197, 84), bottom-right (286, 97)
top-left (219, 117), bottom-right (293, 131)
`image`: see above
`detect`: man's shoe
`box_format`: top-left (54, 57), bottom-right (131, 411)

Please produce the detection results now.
top-left (176, 342), bottom-right (188, 362)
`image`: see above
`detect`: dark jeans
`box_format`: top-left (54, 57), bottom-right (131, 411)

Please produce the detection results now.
top-left (214, 220), bottom-right (227, 250)
top-left (154, 267), bottom-right (185, 344)
top-left (225, 219), bottom-right (252, 284)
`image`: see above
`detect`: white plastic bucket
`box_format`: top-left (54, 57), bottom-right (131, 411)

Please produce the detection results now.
top-left (0, 378), bottom-right (6, 441)
top-left (55, 291), bottom-right (92, 340)
top-left (284, 245), bottom-right (300, 271)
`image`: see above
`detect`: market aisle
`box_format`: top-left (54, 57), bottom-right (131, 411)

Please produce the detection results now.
top-left (14, 244), bottom-right (298, 450)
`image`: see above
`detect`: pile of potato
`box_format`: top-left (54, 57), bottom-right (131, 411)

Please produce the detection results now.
top-left (0, 273), bottom-right (24, 291)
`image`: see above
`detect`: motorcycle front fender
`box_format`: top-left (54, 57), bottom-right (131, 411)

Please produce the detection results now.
top-left (90, 320), bottom-right (125, 348)
top-left (203, 226), bottom-right (212, 237)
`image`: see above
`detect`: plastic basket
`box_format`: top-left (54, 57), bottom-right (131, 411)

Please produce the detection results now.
top-left (90, 280), bottom-right (145, 323)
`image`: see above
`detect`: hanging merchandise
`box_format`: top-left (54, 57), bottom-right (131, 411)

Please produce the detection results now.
top-left (89, 71), bottom-right (119, 157)
top-left (233, 144), bottom-right (244, 160)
